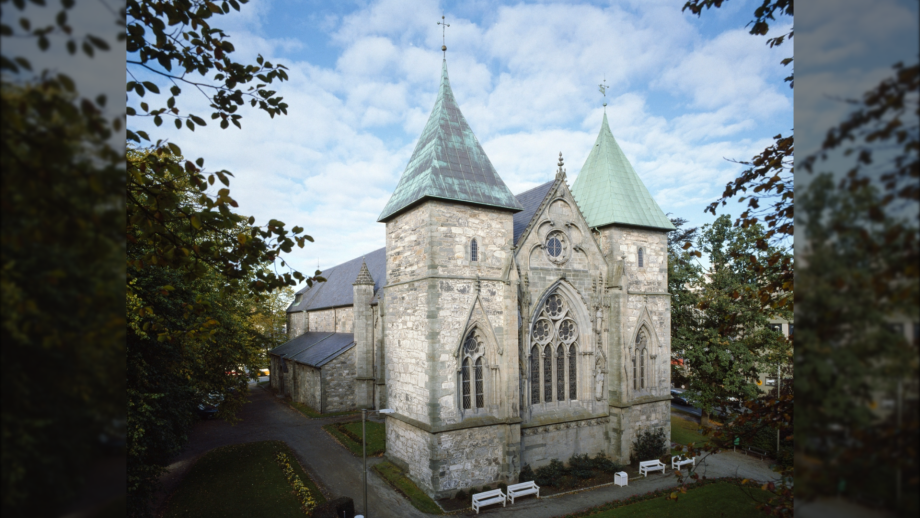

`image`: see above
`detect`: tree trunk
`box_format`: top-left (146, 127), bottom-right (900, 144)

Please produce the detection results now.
top-left (701, 408), bottom-right (710, 427)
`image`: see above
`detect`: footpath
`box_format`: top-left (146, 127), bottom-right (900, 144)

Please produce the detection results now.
top-left (156, 385), bottom-right (781, 518)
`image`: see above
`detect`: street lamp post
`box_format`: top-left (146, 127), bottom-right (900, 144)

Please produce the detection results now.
top-left (361, 408), bottom-right (393, 518)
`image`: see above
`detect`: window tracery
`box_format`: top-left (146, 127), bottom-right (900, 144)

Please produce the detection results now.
top-left (633, 328), bottom-right (649, 390)
top-left (460, 330), bottom-right (484, 410)
top-left (529, 291), bottom-right (581, 405)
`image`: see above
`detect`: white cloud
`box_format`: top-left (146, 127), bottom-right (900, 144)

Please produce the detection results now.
top-left (128, 0), bottom-right (795, 278)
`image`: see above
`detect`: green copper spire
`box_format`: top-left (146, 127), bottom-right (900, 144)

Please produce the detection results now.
top-left (378, 60), bottom-right (523, 222)
top-left (570, 113), bottom-right (674, 230)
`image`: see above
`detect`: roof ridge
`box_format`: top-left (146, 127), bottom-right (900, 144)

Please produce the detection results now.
top-left (514, 180), bottom-right (555, 199)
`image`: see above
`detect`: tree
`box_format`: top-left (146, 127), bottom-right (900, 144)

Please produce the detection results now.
top-left (683, 0), bottom-right (794, 312)
top-left (2, 2), bottom-right (124, 515)
top-left (668, 217), bottom-right (701, 388)
top-left (681, 215), bottom-right (791, 426)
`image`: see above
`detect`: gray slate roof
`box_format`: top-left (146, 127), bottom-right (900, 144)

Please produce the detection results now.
top-left (287, 247), bottom-right (386, 313)
top-left (288, 183), bottom-right (555, 315)
top-left (269, 332), bottom-right (356, 368)
top-left (512, 181), bottom-right (555, 245)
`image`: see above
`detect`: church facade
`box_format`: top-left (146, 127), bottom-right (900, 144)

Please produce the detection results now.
top-left (270, 59), bottom-right (675, 498)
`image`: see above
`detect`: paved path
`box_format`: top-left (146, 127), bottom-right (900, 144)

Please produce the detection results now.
top-left (157, 385), bottom-right (781, 518)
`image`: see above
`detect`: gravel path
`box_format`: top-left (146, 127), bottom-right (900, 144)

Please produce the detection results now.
top-left (156, 385), bottom-right (781, 518)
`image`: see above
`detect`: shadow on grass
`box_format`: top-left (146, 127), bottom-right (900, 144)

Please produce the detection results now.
top-left (321, 420), bottom-right (385, 457)
top-left (372, 460), bottom-right (444, 515)
top-left (163, 440), bottom-right (325, 518)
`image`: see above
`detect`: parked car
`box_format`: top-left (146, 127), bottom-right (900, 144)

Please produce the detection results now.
top-left (195, 393), bottom-right (223, 419)
top-left (670, 388), bottom-right (693, 406)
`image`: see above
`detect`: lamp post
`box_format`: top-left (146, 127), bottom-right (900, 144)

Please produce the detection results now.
top-left (361, 408), bottom-right (393, 518)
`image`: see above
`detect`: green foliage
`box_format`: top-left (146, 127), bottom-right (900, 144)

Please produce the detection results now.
top-left (587, 452), bottom-right (623, 473)
top-left (680, 215), bottom-right (792, 420)
top-left (632, 428), bottom-right (668, 463)
top-left (497, 482), bottom-right (507, 493)
top-left (454, 489), bottom-right (467, 501)
top-left (1, 78), bottom-right (123, 515)
top-left (533, 459), bottom-right (566, 487)
top-left (518, 464), bottom-right (535, 483)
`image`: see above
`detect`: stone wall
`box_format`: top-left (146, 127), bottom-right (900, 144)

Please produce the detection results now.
top-left (603, 227), bottom-right (668, 293)
top-left (521, 416), bottom-right (610, 468)
top-left (435, 425), bottom-right (508, 494)
top-left (622, 400), bottom-right (671, 462)
top-left (386, 417), bottom-right (434, 492)
top-left (291, 362), bottom-right (322, 412)
top-left (624, 293), bottom-right (671, 400)
top-left (322, 347), bottom-right (357, 412)
top-left (288, 311), bottom-right (307, 340)
top-left (308, 307), bottom-right (355, 333)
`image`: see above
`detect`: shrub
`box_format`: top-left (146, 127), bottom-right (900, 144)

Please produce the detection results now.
top-left (590, 452), bottom-right (622, 473)
top-left (497, 482), bottom-right (507, 493)
top-left (534, 459), bottom-right (566, 487)
top-left (568, 453), bottom-right (592, 470)
top-left (519, 465), bottom-right (535, 483)
top-left (631, 428), bottom-right (667, 464)
top-left (455, 489), bottom-right (467, 501)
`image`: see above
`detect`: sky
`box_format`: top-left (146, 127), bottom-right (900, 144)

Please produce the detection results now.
top-left (121, 0), bottom-right (915, 283)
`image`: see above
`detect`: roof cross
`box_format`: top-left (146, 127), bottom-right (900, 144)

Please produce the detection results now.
top-left (598, 76), bottom-right (608, 108)
top-left (437, 15), bottom-right (450, 56)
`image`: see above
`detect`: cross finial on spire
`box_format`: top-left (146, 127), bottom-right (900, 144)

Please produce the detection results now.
top-left (437, 15), bottom-right (450, 57)
top-left (598, 76), bottom-right (608, 109)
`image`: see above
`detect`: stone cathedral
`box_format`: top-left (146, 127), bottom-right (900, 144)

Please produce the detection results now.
top-left (270, 58), bottom-right (675, 498)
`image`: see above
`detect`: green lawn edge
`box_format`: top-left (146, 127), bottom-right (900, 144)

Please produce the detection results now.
top-left (163, 440), bottom-right (326, 518)
top-left (289, 400), bottom-right (359, 419)
top-left (558, 478), bottom-right (772, 518)
top-left (321, 421), bottom-right (385, 457)
top-left (372, 460), bottom-right (444, 515)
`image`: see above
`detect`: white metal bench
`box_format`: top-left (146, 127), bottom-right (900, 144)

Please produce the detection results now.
top-left (671, 455), bottom-right (695, 470)
top-left (506, 481), bottom-right (540, 503)
top-left (472, 488), bottom-right (507, 514)
top-left (639, 459), bottom-right (666, 477)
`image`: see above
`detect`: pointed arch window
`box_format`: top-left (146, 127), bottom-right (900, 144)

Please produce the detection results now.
top-left (556, 346), bottom-right (565, 401)
top-left (460, 330), bottom-right (484, 410)
top-left (634, 328), bottom-right (649, 391)
top-left (462, 358), bottom-right (471, 409)
top-left (568, 344), bottom-right (577, 400)
top-left (470, 238), bottom-right (478, 262)
top-left (530, 291), bottom-right (580, 405)
top-left (530, 346), bottom-right (540, 404)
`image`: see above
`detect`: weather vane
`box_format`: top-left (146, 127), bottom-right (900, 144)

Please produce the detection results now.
top-left (437, 15), bottom-right (450, 57)
top-left (598, 76), bottom-right (608, 108)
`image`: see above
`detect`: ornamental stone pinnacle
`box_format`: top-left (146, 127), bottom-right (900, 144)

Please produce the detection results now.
top-left (353, 259), bottom-right (374, 285)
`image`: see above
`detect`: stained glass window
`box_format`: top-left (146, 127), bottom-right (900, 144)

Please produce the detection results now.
top-left (559, 319), bottom-right (576, 342)
top-left (475, 358), bottom-right (484, 408)
top-left (543, 345), bottom-right (553, 402)
top-left (546, 294), bottom-right (564, 318)
top-left (556, 346), bottom-right (565, 401)
top-left (569, 344), bottom-right (577, 399)
top-left (530, 346), bottom-right (540, 404)
top-left (462, 358), bottom-right (471, 409)
top-left (470, 238), bottom-right (478, 262)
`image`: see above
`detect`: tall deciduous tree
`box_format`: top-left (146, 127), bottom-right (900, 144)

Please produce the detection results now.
top-left (681, 215), bottom-right (791, 425)
top-left (668, 217), bottom-right (701, 388)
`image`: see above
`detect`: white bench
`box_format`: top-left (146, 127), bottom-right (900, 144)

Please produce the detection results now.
top-left (506, 481), bottom-right (540, 503)
top-left (639, 459), bottom-right (667, 477)
top-left (671, 455), bottom-right (695, 470)
top-left (472, 489), bottom-right (507, 514)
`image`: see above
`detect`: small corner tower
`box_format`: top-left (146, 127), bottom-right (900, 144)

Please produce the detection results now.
top-left (353, 259), bottom-right (376, 409)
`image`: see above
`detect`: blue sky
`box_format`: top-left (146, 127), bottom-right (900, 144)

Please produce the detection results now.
top-left (121, 0), bottom-right (913, 281)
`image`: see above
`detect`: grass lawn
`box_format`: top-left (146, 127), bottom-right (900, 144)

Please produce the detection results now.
top-left (164, 440), bottom-right (325, 518)
top-left (587, 482), bottom-right (771, 517)
top-left (372, 460), bottom-right (443, 515)
top-left (671, 415), bottom-right (710, 447)
top-left (322, 420), bottom-right (386, 456)
top-left (289, 400), bottom-right (358, 419)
